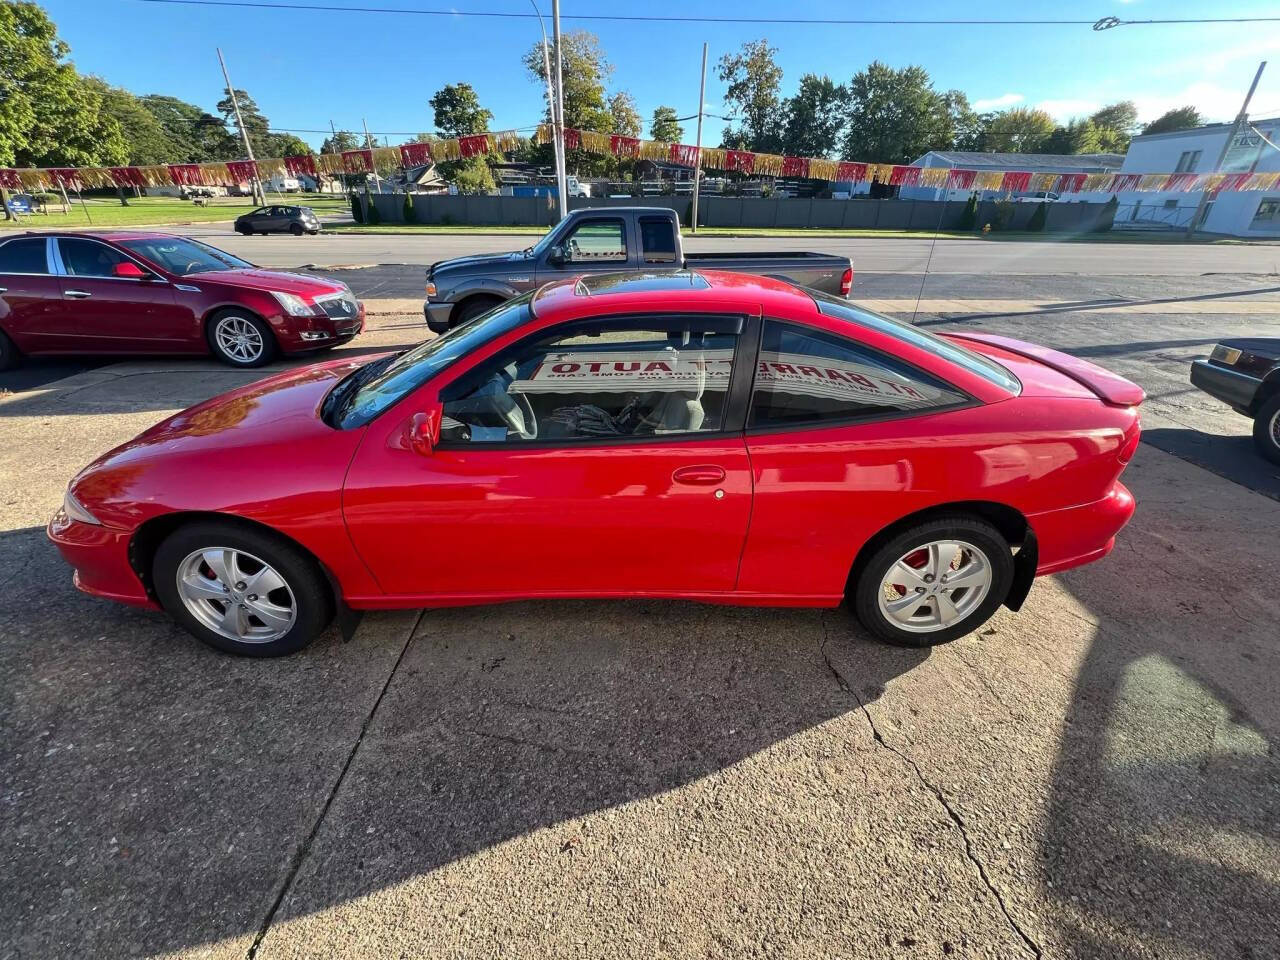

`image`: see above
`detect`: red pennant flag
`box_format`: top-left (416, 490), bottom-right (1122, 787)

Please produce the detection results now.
top-left (398, 143), bottom-right (431, 168)
top-left (1000, 171), bottom-right (1032, 193)
top-left (781, 156), bottom-right (809, 178)
top-left (284, 155), bottom-right (317, 178)
top-left (1160, 172), bottom-right (1197, 192)
top-left (0, 169), bottom-right (22, 190)
top-left (725, 150), bottom-right (755, 174)
top-left (836, 162), bottom-right (867, 182)
top-left (47, 168), bottom-right (81, 188)
top-left (341, 150), bottom-right (372, 174)
top-left (947, 169), bottom-right (977, 189)
top-left (459, 134), bottom-right (491, 158)
top-left (1052, 173), bottom-right (1086, 193)
top-left (609, 135), bottom-right (640, 157)
top-left (108, 167), bottom-right (146, 188)
top-left (669, 143), bottom-right (699, 167)
top-left (226, 160), bottom-right (258, 182)
top-left (889, 165), bottom-right (922, 187)
top-left (1110, 173), bottom-right (1141, 192)
top-left (1213, 172), bottom-right (1251, 195)
top-left (563, 128), bottom-right (582, 150)
top-left (168, 164), bottom-right (203, 186)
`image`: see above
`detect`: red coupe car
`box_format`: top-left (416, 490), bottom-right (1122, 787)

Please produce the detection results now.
top-left (49, 271), bottom-right (1143, 657)
top-left (0, 232), bottom-right (364, 369)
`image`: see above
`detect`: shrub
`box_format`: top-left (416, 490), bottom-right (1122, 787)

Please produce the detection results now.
top-left (366, 192), bottom-right (381, 225)
top-left (1028, 200), bottom-right (1048, 232)
top-left (402, 191), bottom-right (415, 224)
top-left (350, 192), bottom-right (364, 224)
top-left (990, 198), bottom-right (1015, 231)
top-left (958, 192), bottom-right (978, 230)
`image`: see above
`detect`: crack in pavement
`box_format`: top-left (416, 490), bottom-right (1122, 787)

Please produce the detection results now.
top-left (245, 610), bottom-right (425, 960)
top-left (817, 617), bottom-right (1043, 959)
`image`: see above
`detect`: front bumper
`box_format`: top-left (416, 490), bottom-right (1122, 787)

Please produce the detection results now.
top-left (1190, 359), bottom-right (1261, 415)
top-left (47, 510), bottom-right (156, 609)
top-left (275, 302), bottom-right (366, 353)
top-left (425, 301), bottom-right (453, 334)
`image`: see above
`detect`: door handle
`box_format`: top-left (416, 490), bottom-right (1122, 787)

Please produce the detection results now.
top-left (64, 290), bottom-right (92, 299)
top-left (672, 464), bottom-right (726, 485)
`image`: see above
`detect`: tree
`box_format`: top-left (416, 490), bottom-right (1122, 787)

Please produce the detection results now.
top-left (523, 29), bottom-right (624, 174)
top-left (1143, 106), bottom-right (1202, 136)
top-left (139, 94), bottom-right (237, 161)
top-left (841, 61), bottom-right (953, 165)
top-left (1043, 118), bottom-right (1102, 155)
top-left (321, 129), bottom-right (359, 154)
top-left (608, 91), bottom-right (642, 138)
top-left (1089, 101), bottom-right (1138, 152)
top-left (958, 192), bottom-right (978, 230)
top-left (780, 74), bottom-right (845, 158)
top-left (942, 90), bottom-right (981, 152)
top-left (649, 105), bottom-right (683, 142)
top-left (978, 107), bottom-right (1056, 153)
top-left (1028, 199), bottom-right (1048, 231)
top-left (402, 190), bottom-right (415, 224)
top-left (452, 155), bottom-right (496, 194)
top-left (717, 39), bottom-right (784, 152)
top-left (0, 1), bottom-right (126, 167)
top-left (266, 133), bottom-right (310, 158)
top-left (429, 82), bottom-right (492, 137)
top-left (216, 87), bottom-right (270, 157)
top-left (84, 78), bottom-right (178, 165)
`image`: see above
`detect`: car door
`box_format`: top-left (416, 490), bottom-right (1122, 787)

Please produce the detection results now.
top-left (342, 311), bottom-right (758, 599)
top-left (0, 237), bottom-right (67, 353)
top-left (536, 215), bottom-right (633, 284)
top-left (53, 237), bottom-right (194, 351)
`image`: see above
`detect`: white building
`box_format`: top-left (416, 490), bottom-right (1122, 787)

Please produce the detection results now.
top-left (900, 151), bottom-right (1124, 202)
top-left (1097, 121), bottom-right (1280, 236)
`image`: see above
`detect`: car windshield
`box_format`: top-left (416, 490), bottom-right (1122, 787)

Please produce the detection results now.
top-left (333, 294), bottom-right (533, 429)
top-left (810, 289), bottom-right (1022, 394)
top-left (118, 237), bottom-right (253, 276)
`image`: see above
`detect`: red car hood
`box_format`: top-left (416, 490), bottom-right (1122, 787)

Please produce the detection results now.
top-left (197, 268), bottom-right (346, 296)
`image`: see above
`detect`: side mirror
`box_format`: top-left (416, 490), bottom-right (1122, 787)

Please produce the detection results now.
top-left (408, 411), bottom-right (435, 456)
top-left (112, 261), bottom-right (147, 279)
top-left (547, 243), bottom-right (566, 266)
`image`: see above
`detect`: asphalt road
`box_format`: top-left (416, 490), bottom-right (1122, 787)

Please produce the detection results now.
top-left (172, 223), bottom-right (1280, 276)
top-left (2, 254), bottom-right (1279, 959)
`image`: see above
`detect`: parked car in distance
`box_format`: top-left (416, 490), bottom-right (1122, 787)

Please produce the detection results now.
top-left (1190, 338), bottom-right (1280, 463)
top-left (0, 232), bottom-right (363, 369)
top-left (423, 206), bottom-right (854, 332)
top-left (234, 205), bottom-right (320, 236)
top-left (51, 270), bottom-right (1143, 658)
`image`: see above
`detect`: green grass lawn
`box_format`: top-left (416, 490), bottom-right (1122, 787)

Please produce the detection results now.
top-left (0, 193), bottom-right (349, 230)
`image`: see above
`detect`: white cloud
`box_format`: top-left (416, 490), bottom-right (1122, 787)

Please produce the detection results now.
top-left (1133, 81), bottom-right (1265, 124)
top-left (1036, 99), bottom-right (1102, 121)
top-left (973, 93), bottom-right (1024, 111)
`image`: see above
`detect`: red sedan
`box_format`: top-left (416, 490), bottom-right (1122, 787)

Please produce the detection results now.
top-left (0, 231), bottom-right (364, 369)
top-left (49, 271), bottom-right (1142, 657)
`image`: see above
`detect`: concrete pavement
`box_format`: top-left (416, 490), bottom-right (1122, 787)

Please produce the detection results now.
top-left (2, 271), bottom-right (1279, 959)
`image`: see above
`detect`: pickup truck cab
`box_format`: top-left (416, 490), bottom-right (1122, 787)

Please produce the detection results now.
top-left (424, 206), bottom-right (853, 332)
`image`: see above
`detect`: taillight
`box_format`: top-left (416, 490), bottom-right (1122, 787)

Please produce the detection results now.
top-left (1118, 423), bottom-right (1141, 464)
top-left (840, 267), bottom-right (853, 296)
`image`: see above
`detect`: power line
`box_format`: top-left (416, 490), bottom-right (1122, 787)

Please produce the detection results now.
top-left (124, 0), bottom-right (1280, 28)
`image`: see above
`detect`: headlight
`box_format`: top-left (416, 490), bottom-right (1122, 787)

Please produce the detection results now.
top-left (425, 281), bottom-right (437, 298)
top-left (62, 488), bottom-right (101, 526)
top-left (270, 291), bottom-right (317, 316)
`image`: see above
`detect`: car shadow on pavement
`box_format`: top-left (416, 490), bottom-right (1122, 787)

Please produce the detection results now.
top-left (0, 524), bottom-right (928, 958)
top-left (1141, 427), bottom-right (1280, 501)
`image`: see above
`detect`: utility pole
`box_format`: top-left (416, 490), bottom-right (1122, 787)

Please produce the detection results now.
top-left (1186, 60), bottom-right (1266, 238)
top-left (362, 118), bottom-right (382, 194)
top-left (551, 0), bottom-right (569, 215)
top-left (690, 42), bottom-right (708, 234)
top-left (530, 1), bottom-right (566, 221)
top-left (217, 47), bottom-right (264, 205)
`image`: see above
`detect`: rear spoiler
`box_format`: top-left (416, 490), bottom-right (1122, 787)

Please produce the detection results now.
top-left (948, 332), bottom-right (1145, 407)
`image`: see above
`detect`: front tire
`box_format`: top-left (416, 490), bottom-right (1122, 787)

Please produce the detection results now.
top-left (851, 516), bottom-right (1013, 648)
top-left (1253, 393), bottom-right (1280, 464)
top-left (153, 521), bottom-right (334, 657)
top-left (452, 296), bottom-right (504, 328)
top-left (207, 309), bottom-right (276, 367)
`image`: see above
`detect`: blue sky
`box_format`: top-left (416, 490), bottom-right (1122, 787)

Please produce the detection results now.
top-left (43, 0), bottom-right (1280, 151)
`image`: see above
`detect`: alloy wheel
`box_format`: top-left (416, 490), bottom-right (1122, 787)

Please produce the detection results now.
top-left (214, 315), bottom-right (264, 363)
top-left (877, 539), bottom-right (993, 634)
top-left (176, 547), bottom-right (297, 643)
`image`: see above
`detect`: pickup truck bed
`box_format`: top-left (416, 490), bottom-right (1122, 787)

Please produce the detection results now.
top-left (424, 206), bottom-right (852, 332)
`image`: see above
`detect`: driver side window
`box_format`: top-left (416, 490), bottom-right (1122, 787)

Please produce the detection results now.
top-left (562, 219), bottom-right (626, 263)
top-left (439, 320), bottom-right (738, 444)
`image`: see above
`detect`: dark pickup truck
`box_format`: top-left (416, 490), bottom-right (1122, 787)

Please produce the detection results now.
top-left (423, 206), bottom-right (853, 332)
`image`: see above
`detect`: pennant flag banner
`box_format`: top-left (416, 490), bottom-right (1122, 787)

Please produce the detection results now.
top-left (2, 123), bottom-right (1277, 198)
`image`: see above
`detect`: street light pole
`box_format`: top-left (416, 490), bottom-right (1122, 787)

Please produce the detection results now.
top-left (1185, 60), bottom-right (1266, 238)
top-left (690, 42), bottom-right (708, 234)
top-left (551, 0), bottom-right (569, 215)
top-left (530, 1), bottom-right (567, 221)
top-left (362, 118), bottom-right (382, 194)
top-left (216, 47), bottom-right (264, 206)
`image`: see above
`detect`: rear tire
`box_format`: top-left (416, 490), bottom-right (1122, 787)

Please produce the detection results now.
top-left (207, 309), bottom-right (276, 367)
top-left (289, 223), bottom-right (304, 236)
top-left (452, 296), bottom-right (504, 328)
top-left (1253, 393), bottom-right (1280, 465)
top-left (154, 521), bottom-right (334, 657)
top-left (850, 516), bottom-right (1013, 648)
top-left (0, 327), bottom-right (20, 371)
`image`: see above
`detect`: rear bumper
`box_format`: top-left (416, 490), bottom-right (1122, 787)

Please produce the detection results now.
top-left (425, 301), bottom-right (452, 334)
top-left (1190, 359), bottom-right (1260, 415)
top-left (1030, 481), bottom-right (1135, 576)
top-left (47, 511), bottom-right (156, 609)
